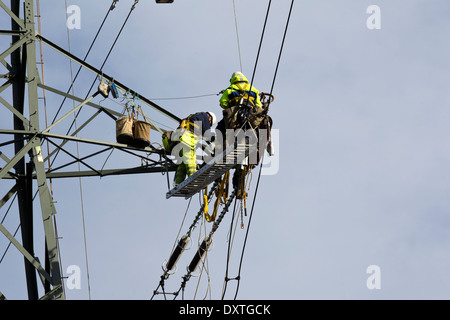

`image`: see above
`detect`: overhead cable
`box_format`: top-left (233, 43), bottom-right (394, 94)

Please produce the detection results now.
top-left (233, 0), bottom-right (295, 300)
top-left (51, 0), bottom-right (119, 125)
top-left (48, 0), bottom-right (120, 169)
top-left (267, 0), bottom-right (294, 107)
top-left (248, 0), bottom-right (271, 93)
top-left (84, 0), bottom-right (139, 98)
top-left (50, 0), bottom-right (139, 168)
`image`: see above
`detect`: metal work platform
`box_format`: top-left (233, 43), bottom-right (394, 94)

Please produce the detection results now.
top-left (166, 140), bottom-right (257, 199)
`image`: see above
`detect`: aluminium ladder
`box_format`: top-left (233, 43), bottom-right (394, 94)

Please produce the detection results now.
top-left (166, 140), bottom-right (257, 199)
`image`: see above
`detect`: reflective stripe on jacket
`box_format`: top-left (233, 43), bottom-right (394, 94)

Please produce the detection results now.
top-left (219, 73), bottom-right (262, 109)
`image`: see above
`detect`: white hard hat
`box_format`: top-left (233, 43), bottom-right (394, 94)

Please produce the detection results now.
top-left (231, 71), bottom-right (244, 81)
top-left (207, 112), bottom-right (217, 125)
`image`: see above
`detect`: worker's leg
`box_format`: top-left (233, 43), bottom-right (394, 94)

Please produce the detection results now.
top-left (174, 164), bottom-right (187, 185)
top-left (174, 132), bottom-right (198, 185)
top-left (174, 147), bottom-right (187, 186)
top-left (184, 132), bottom-right (198, 177)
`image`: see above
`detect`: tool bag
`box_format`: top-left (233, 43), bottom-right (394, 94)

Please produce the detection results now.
top-left (247, 106), bottom-right (267, 129)
top-left (223, 105), bottom-right (267, 130)
top-left (222, 105), bottom-right (241, 129)
top-left (250, 92), bottom-right (274, 129)
top-left (132, 106), bottom-right (151, 148)
top-left (116, 105), bottom-right (151, 148)
top-left (116, 106), bottom-right (134, 144)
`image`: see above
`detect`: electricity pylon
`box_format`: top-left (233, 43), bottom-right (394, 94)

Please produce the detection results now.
top-left (0, 0), bottom-right (179, 300)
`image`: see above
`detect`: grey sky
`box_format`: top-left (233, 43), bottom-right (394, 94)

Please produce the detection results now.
top-left (1, 0), bottom-right (450, 300)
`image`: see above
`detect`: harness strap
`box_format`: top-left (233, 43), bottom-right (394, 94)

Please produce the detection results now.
top-left (180, 113), bottom-right (201, 133)
top-left (203, 186), bottom-right (209, 216)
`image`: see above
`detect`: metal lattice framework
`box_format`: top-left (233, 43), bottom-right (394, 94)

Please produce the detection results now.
top-left (0, 0), bottom-right (180, 300)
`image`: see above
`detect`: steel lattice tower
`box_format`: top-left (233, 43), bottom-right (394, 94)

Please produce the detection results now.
top-left (0, 0), bottom-right (179, 300)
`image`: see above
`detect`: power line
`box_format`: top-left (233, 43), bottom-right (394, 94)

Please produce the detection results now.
top-left (269, 0), bottom-right (294, 97)
top-left (148, 93), bottom-right (220, 101)
top-left (48, 0), bottom-right (119, 170)
top-left (84, 0), bottom-right (139, 99)
top-left (49, 0), bottom-right (138, 169)
top-left (152, 0), bottom-right (288, 300)
top-left (51, 0), bottom-right (119, 125)
top-left (248, 0), bottom-right (272, 92)
top-left (232, 0), bottom-right (294, 300)
top-left (64, 0), bottom-right (139, 142)
top-left (218, 0), bottom-right (272, 299)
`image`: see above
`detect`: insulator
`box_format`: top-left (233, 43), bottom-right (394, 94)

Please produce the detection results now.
top-left (166, 235), bottom-right (190, 272)
top-left (188, 237), bottom-right (211, 273)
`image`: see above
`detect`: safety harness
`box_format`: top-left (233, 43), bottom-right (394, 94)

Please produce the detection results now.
top-left (179, 113), bottom-right (202, 134)
top-left (227, 83), bottom-right (258, 109)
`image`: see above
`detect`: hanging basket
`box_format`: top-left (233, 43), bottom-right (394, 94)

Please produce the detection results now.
top-left (133, 120), bottom-right (151, 148)
top-left (115, 104), bottom-right (151, 148)
top-left (115, 116), bottom-right (134, 145)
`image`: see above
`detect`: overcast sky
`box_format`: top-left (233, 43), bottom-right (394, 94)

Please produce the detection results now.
top-left (1, 0), bottom-right (450, 300)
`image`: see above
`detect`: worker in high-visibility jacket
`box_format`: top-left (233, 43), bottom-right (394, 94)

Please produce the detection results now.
top-left (173, 111), bottom-right (217, 186)
top-left (219, 71), bottom-right (262, 110)
top-left (218, 72), bottom-right (262, 199)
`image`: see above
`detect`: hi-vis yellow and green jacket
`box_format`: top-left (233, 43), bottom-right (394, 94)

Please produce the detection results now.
top-left (219, 73), bottom-right (262, 109)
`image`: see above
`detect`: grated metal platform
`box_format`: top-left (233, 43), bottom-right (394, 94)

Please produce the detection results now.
top-left (166, 141), bottom-right (257, 199)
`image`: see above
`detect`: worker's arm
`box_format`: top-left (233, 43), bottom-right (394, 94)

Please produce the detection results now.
top-left (219, 89), bottom-right (231, 109)
top-left (255, 90), bottom-right (262, 108)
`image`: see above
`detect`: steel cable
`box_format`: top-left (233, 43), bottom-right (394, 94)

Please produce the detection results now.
top-left (232, 0), bottom-right (294, 300)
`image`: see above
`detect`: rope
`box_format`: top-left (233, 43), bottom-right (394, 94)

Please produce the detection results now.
top-left (171, 191), bottom-right (236, 300)
top-left (170, 198), bottom-right (192, 265)
top-left (64, 0), bottom-right (91, 300)
top-left (193, 214), bottom-right (212, 300)
top-left (150, 181), bottom-right (220, 300)
top-left (221, 196), bottom-right (238, 299)
top-left (152, 0), bottom-right (293, 300)
top-left (232, 0), bottom-right (243, 71)
top-left (150, 197), bottom-right (191, 300)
